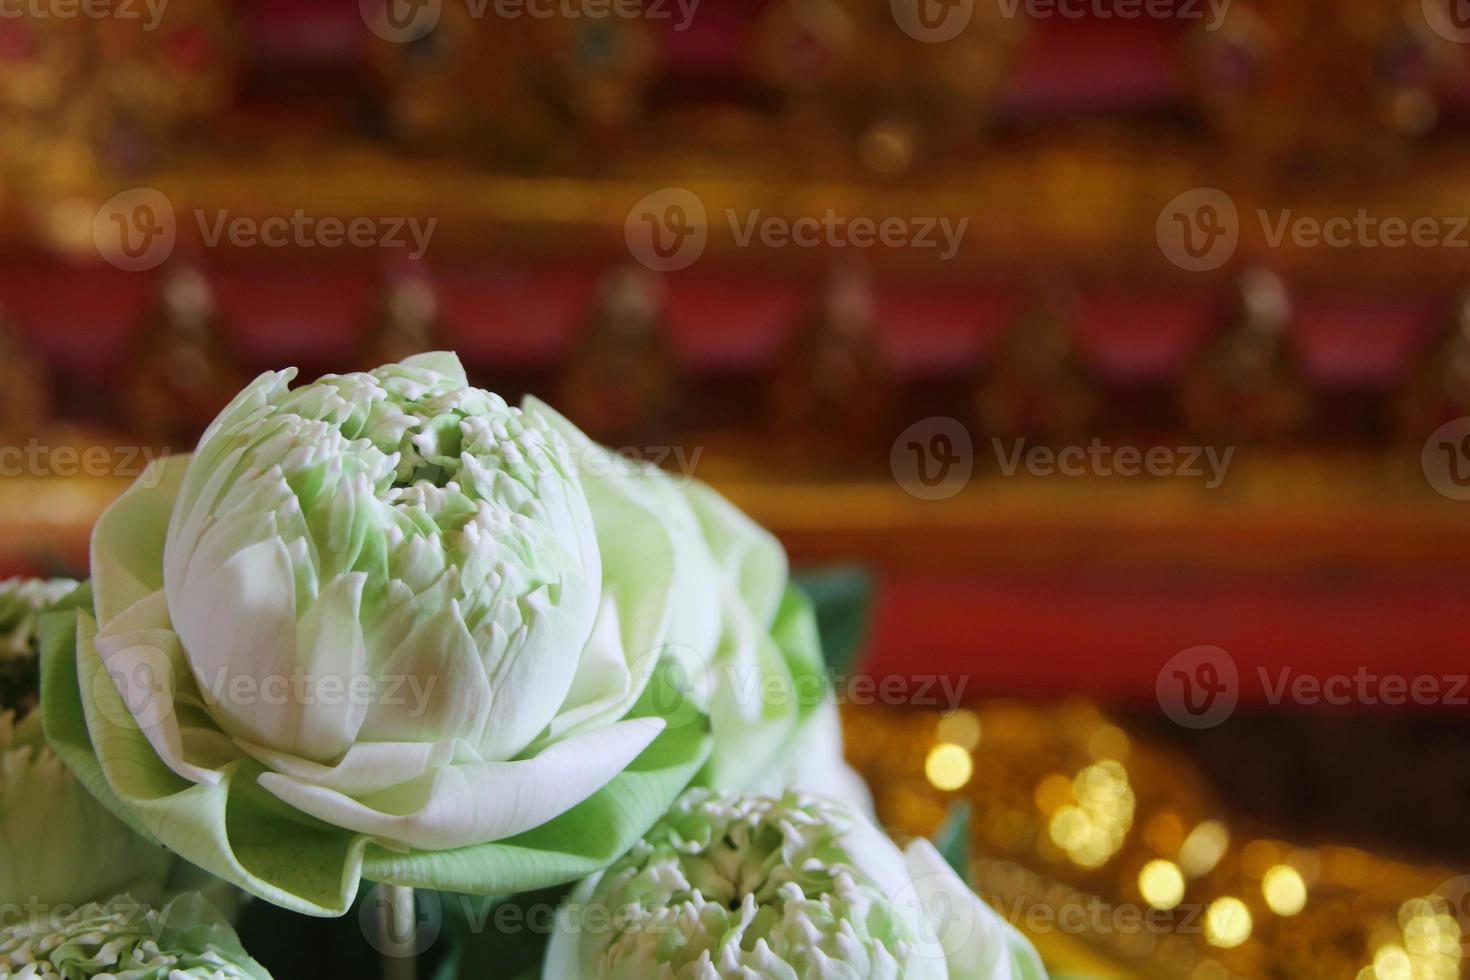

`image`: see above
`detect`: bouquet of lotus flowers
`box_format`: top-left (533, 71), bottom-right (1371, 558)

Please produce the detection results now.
top-left (7, 353), bottom-right (1046, 979)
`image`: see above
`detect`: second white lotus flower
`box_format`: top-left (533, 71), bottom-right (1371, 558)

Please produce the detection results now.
top-left (544, 788), bottom-right (1047, 980)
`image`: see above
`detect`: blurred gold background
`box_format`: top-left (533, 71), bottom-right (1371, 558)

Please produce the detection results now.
top-left (3, 1), bottom-right (1470, 976)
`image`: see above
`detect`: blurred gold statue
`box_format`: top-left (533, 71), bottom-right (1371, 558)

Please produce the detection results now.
top-left (125, 265), bottom-right (243, 448)
top-left (975, 300), bottom-right (1096, 445)
top-left (1394, 291), bottom-right (1470, 443)
top-left (558, 266), bottom-right (676, 446)
top-left (768, 262), bottom-right (894, 468)
top-left (360, 271), bottom-right (442, 371)
top-left (1179, 267), bottom-right (1311, 444)
top-left (0, 313), bottom-right (50, 444)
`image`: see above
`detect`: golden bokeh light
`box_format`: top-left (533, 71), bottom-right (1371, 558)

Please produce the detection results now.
top-left (925, 742), bottom-right (973, 791)
top-left (1378, 896), bottom-right (1465, 980)
top-left (1372, 943), bottom-right (1412, 980)
top-left (1204, 896), bottom-right (1253, 948)
top-left (1040, 760), bottom-right (1136, 869)
top-left (1262, 865), bottom-right (1307, 916)
top-left (1180, 820), bottom-right (1230, 879)
top-left (1049, 804), bottom-right (1091, 850)
top-left (1139, 859), bottom-right (1186, 911)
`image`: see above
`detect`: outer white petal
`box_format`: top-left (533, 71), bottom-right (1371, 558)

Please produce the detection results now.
top-left (169, 535), bottom-right (304, 755)
top-left (234, 738), bottom-right (461, 797)
top-left (91, 454), bottom-right (192, 628)
top-left (903, 839), bottom-right (1048, 980)
top-left (256, 717), bottom-right (664, 850)
top-left (523, 397), bottom-right (690, 724)
top-left (682, 480), bottom-right (787, 629)
top-left (87, 604), bottom-right (234, 787)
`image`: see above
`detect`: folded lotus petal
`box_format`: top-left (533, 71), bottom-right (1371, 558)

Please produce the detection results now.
top-left (233, 737), bottom-right (462, 797)
top-left (90, 454), bottom-right (190, 627)
top-left (683, 480), bottom-right (788, 629)
top-left (522, 398), bottom-right (683, 664)
top-left (703, 594), bottom-right (801, 789)
top-left (291, 571), bottom-right (370, 759)
top-left (540, 594), bottom-right (654, 745)
top-left (172, 535), bottom-right (305, 754)
top-left (474, 593), bottom-right (585, 759)
top-left (84, 610), bottom-right (230, 787)
top-left (359, 601), bottom-right (493, 747)
top-left (257, 717), bottom-right (665, 851)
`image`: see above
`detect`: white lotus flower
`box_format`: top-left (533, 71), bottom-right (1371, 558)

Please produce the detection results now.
top-left (0, 892), bottom-right (267, 979)
top-left (53, 351), bottom-right (864, 913)
top-left (543, 789), bottom-right (1047, 980)
top-left (90, 353), bottom-right (663, 853)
